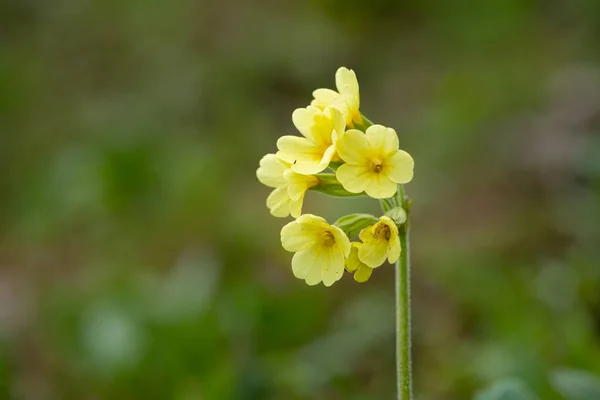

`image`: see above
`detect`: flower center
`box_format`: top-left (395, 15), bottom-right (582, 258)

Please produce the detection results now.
top-left (323, 231), bottom-right (336, 247)
top-left (373, 223), bottom-right (391, 241)
top-left (370, 158), bottom-right (383, 174)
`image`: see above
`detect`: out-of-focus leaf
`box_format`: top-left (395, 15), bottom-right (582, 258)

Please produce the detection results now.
top-left (550, 369), bottom-right (600, 400)
top-left (474, 379), bottom-right (537, 400)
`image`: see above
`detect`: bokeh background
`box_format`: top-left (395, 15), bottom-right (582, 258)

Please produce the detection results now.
top-left (2, 0), bottom-right (600, 399)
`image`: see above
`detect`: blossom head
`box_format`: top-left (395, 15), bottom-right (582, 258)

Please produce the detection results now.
top-left (335, 124), bottom-right (414, 199)
top-left (358, 216), bottom-right (400, 268)
top-left (256, 154), bottom-right (318, 218)
top-left (311, 67), bottom-right (361, 127)
top-left (276, 106), bottom-right (345, 175)
top-left (281, 214), bottom-right (351, 286)
top-left (345, 242), bottom-right (374, 283)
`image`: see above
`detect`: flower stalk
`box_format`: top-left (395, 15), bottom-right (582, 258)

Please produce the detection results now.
top-left (395, 184), bottom-right (413, 400)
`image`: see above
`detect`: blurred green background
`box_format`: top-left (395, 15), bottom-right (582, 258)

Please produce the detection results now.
top-left (2, 0), bottom-right (600, 399)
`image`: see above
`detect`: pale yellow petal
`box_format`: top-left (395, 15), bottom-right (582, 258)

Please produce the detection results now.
top-left (387, 233), bottom-right (401, 264)
top-left (321, 246), bottom-right (345, 287)
top-left (364, 174), bottom-right (397, 199)
top-left (295, 247), bottom-right (327, 286)
top-left (366, 125), bottom-right (399, 155)
top-left (336, 163), bottom-right (371, 194)
top-left (266, 187), bottom-right (291, 218)
top-left (324, 107), bottom-right (346, 140)
top-left (385, 150), bottom-right (414, 184)
top-left (257, 154), bottom-right (288, 188)
top-left (358, 225), bottom-right (374, 243)
top-left (278, 136), bottom-right (328, 174)
top-left (345, 243), bottom-right (361, 272)
top-left (281, 216), bottom-right (326, 252)
top-left (285, 170), bottom-right (318, 200)
top-left (292, 106), bottom-right (321, 142)
top-left (335, 129), bottom-right (370, 164)
top-left (320, 144), bottom-right (336, 165)
top-left (358, 235), bottom-right (388, 268)
top-left (291, 249), bottom-right (315, 280)
top-left (295, 214), bottom-right (328, 226)
top-left (312, 88), bottom-right (340, 109)
top-left (340, 84), bottom-right (360, 123)
top-left (277, 135), bottom-right (316, 159)
top-left (335, 67), bottom-right (359, 98)
top-left (289, 193), bottom-right (304, 218)
top-left (329, 224), bottom-right (351, 257)
top-left (291, 160), bottom-right (328, 175)
top-left (275, 151), bottom-right (296, 164)
top-left (354, 265), bottom-right (373, 283)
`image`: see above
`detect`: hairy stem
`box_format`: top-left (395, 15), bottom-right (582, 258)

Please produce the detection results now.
top-left (395, 185), bottom-right (413, 399)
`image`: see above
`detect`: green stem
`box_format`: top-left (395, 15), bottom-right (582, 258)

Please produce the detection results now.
top-left (395, 185), bottom-right (413, 399)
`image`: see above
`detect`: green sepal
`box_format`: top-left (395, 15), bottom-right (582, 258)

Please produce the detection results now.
top-left (380, 197), bottom-right (396, 212)
top-left (310, 174), bottom-right (363, 197)
top-left (385, 206), bottom-right (407, 225)
top-left (334, 213), bottom-right (379, 238)
top-left (360, 113), bottom-right (374, 128)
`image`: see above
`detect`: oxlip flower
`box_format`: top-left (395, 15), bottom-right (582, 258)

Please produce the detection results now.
top-left (276, 106), bottom-right (345, 175)
top-left (335, 124), bottom-right (414, 199)
top-left (311, 66), bottom-right (361, 127)
top-left (358, 216), bottom-right (400, 268)
top-left (256, 154), bottom-right (318, 218)
top-left (345, 242), bottom-right (375, 283)
top-left (280, 214), bottom-right (351, 286)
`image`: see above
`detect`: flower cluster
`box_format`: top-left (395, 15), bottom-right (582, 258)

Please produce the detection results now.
top-left (257, 67), bottom-right (414, 286)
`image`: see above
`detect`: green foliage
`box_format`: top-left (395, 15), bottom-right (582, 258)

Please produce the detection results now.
top-left (475, 380), bottom-right (538, 400)
top-left (551, 369), bottom-right (600, 400)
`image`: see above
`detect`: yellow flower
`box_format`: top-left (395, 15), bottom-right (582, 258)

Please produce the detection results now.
top-left (335, 124), bottom-right (414, 199)
top-left (276, 106), bottom-right (345, 175)
top-left (256, 154), bottom-right (318, 218)
top-left (358, 216), bottom-right (400, 268)
top-left (281, 214), bottom-right (351, 286)
top-left (311, 66), bottom-right (361, 127)
top-left (345, 242), bottom-right (374, 283)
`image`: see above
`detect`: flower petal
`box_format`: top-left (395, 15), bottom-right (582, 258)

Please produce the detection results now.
top-left (385, 150), bottom-right (414, 184)
top-left (336, 163), bottom-right (371, 194)
top-left (335, 67), bottom-right (359, 98)
top-left (312, 88), bottom-right (340, 109)
top-left (366, 125), bottom-right (399, 155)
top-left (325, 107), bottom-right (346, 140)
top-left (321, 246), bottom-right (345, 287)
top-left (354, 265), bottom-right (373, 283)
top-left (335, 129), bottom-right (370, 164)
top-left (364, 174), bottom-right (397, 199)
top-left (289, 193), bottom-right (305, 218)
top-left (345, 243), bottom-right (362, 272)
top-left (291, 106), bottom-right (322, 142)
top-left (275, 151), bottom-right (296, 164)
top-left (358, 225), bottom-right (374, 243)
top-left (330, 225), bottom-right (351, 257)
top-left (291, 160), bottom-right (328, 175)
top-left (285, 170), bottom-right (318, 200)
top-left (256, 154), bottom-right (288, 188)
top-left (277, 135), bottom-right (317, 159)
top-left (266, 187), bottom-right (291, 217)
top-left (387, 233), bottom-right (401, 264)
top-left (281, 215), bottom-right (326, 252)
top-left (291, 249), bottom-right (315, 280)
top-left (320, 144), bottom-right (336, 165)
top-left (358, 235), bottom-right (389, 268)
